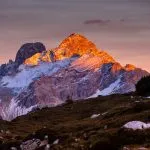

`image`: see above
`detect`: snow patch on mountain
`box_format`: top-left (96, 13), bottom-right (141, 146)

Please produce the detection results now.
top-left (1, 58), bottom-right (75, 90)
top-left (89, 78), bottom-right (121, 98)
top-left (1, 94), bottom-right (65, 121)
top-left (1, 98), bottom-right (37, 121)
top-left (90, 114), bottom-right (101, 119)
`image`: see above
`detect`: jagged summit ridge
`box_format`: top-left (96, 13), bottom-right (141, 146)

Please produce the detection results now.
top-left (24, 33), bottom-right (115, 66)
top-left (58, 33), bottom-right (98, 54)
top-left (54, 33), bottom-right (115, 61)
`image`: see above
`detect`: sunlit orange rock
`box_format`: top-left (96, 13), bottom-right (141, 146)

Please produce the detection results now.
top-left (24, 33), bottom-right (115, 66)
top-left (24, 51), bottom-right (52, 65)
top-left (24, 53), bottom-right (41, 66)
top-left (71, 53), bottom-right (113, 71)
top-left (111, 63), bottom-right (123, 73)
top-left (54, 33), bottom-right (115, 62)
top-left (125, 64), bottom-right (136, 71)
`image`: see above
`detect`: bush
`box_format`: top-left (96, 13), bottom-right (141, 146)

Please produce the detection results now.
top-left (66, 99), bottom-right (74, 105)
top-left (136, 76), bottom-right (150, 96)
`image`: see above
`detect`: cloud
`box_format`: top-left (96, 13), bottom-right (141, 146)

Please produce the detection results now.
top-left (84, 19), bottom-right (111, 25)
top-left (83, 19), bottom-right (127, 26)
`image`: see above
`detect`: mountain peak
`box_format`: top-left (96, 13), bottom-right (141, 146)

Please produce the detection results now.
top-left (53, 33), bottom-right (115, 63)
top-left (68, 33), bottom-right (85, 38)
top-left (66, 33), bottom-right (94, 42)
top-left (57, 33), bottom-right (98, 52)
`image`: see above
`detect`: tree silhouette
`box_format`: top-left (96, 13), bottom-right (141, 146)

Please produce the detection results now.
top-left (136, 76), bottom-right (150, 96)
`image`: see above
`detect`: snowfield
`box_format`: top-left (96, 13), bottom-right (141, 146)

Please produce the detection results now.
top-left (1, 96), bottom-right (64, 121)
top-left (123, 121), bottom-right (150, 130)
top-left (89, 78), bottom-right (121, 98)
top-left (1, 98), bottom-right (37, 121)
top-left (1, 58), bottom-right (74, 90)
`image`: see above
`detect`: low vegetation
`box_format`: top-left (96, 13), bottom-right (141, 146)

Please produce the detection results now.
top-left (0, 94), bottom-right (150, 149)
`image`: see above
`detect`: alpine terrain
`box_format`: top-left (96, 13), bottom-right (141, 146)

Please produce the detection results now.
top-left (0, 33), bottom-right (149, 121)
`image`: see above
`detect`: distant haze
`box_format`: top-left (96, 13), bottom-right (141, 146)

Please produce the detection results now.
top-left (0, 0), bottom-right (150, 71)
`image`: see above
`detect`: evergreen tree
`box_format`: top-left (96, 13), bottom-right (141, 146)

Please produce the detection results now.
top-left (136, 76), bottom-right (150, 96)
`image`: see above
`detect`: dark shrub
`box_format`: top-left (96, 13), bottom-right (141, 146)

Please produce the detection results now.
top-left (136, 76), bottom-right (150, 96)
top-left (66, 99), bottom-right (74, 105)
top-left (65, 96), bottom-right (74, 105)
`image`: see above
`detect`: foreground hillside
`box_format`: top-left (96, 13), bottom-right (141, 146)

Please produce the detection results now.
top-left (1, 95), bottom-right (150, 150)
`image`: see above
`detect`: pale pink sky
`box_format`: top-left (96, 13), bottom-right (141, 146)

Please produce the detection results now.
top-left (0, 0), bottom-right (150, 72)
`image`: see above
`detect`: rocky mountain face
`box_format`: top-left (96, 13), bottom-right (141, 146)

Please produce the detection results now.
top-left (0, 42), bottom-right (46, 77)
top-left (0, 33), bottom-right (149, 120)
top-left (15, 42), bottom-right (46, 66)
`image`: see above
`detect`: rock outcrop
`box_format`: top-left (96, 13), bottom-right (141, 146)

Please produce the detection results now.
top-left (0, 42), bottom-right (46, 77)
top-left (0, 60), bottom-right (17, 77)
top-left (15, 42), bottom-right (46, 66)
